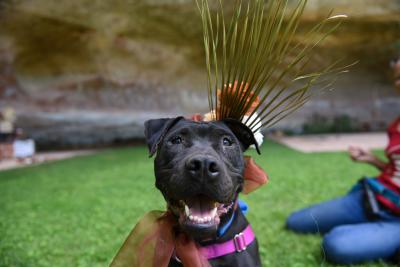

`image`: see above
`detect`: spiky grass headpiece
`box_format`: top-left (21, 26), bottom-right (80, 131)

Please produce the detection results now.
top-left (196, 0), bottom-right (349, 132)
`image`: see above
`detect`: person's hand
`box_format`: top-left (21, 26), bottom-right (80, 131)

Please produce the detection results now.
top-left (348, 146), bottom-right (375, 163)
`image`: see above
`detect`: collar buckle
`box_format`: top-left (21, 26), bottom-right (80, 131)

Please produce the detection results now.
top-left (233, 232), bottom-right (247, 252)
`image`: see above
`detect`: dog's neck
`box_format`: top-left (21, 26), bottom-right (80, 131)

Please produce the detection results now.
top-left (199, 206), bottom-right (249, 246)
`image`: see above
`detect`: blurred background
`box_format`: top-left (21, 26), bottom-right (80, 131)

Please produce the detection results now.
top-left (0, 0), bottom-right (399, 151)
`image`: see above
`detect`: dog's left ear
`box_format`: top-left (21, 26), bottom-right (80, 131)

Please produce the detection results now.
top-left (222, 118), bottom-right (261, 154)
top-left (144, 117), bottom-right (184, 157)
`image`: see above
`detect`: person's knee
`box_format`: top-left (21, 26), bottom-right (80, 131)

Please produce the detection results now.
top-left (286, 210), bottom-right (318, 233)
top-left (322, 228), bottom-right (359, 265)
top-left (286, 211), bottom-right (303, 232)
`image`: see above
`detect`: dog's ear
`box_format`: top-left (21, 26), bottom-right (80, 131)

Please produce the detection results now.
top-left (222, 118), bottom-right (261, 154)
top-left (144, 117), bottom-right (184, 157)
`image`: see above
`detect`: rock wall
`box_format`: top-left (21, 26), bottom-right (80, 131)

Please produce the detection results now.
top-left (0, 0), bottom-right (399, 148)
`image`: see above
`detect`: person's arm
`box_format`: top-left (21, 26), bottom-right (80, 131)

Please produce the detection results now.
top-left (348, 146), bottom-right (387, 171)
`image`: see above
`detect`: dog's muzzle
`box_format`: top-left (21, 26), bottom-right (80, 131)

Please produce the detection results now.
top-left (166, 152), bottom-right (238, 240)
top-left (167, 194), bottom-right (235, 241)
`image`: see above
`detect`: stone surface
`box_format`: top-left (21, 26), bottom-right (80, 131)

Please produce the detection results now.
top-left (16, 110), bottom-right (177, 148)
top-left (0, 0), bottom-right (399, 147)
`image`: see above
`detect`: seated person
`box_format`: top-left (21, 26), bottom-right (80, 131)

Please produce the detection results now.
top-left (285, 58), bottom-right (400, 265)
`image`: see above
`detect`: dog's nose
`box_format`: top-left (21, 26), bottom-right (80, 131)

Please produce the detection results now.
top-left (186, 157), bottom-right (220, 180)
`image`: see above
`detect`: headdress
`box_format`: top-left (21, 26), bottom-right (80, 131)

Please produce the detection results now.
top-left (197, 0), bottom-right (348, 135)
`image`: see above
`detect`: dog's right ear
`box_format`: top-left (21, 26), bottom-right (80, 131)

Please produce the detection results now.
top-left (144, 117), bottom-right (184, 157)
top-left (222, 118), bottom-right (261, 154)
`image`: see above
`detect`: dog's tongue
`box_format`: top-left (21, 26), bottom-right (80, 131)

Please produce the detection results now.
top-left (186, 196), bottom-right (215, 217)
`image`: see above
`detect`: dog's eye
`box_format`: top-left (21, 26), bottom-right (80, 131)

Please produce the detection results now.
top-left (170, 136), bottom-right (182, 145)
top-left (222, 137), bottom-right (233, 146)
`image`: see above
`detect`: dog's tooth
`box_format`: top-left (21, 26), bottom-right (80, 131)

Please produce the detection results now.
top-left (207, 216), bottom-right (211, 222)
top-left (199, 218), bottom-right (204, 223)
top-left (189, 215), bottom-right (194, 221)
top-left (184, 205), bottom-right (190, 216)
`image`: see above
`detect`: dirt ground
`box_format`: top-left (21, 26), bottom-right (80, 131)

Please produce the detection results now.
top-left (0, 150), bottom-right (96, 171)
top-left (272, 132), bottom-right (387, 153)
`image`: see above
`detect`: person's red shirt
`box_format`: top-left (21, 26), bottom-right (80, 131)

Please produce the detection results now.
top-left (376, 117), bottom-right (400, 214)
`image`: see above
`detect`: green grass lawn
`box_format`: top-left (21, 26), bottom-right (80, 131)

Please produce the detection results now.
top-left (0, 141), bottom-right (393, 267)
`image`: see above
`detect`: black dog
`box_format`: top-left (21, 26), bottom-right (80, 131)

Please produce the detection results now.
top-left (144, 117), bottom-right (262, 267)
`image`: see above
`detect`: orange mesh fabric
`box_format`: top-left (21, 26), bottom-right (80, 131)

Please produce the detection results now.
top-left (110, 211), bottom-right (173, 267)
top-left (243, 156), bottom-right (268, 194)
top-left (110, 211), bottom-right (210, 267)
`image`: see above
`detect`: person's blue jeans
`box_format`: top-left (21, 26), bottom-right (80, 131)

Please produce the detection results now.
top-left (286, 185), bottom-right (400, 265)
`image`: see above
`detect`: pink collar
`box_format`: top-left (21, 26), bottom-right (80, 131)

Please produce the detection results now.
top-left (199, 224), bottom-right (256, 260)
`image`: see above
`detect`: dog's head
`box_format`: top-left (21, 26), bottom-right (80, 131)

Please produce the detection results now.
top-left (144, 117), bottom-right (259, 240)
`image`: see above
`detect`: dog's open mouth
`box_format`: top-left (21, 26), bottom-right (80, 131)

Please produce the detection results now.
top-left (179, 196), bottom-right (234, 226)
top-left (169, 195), bottom-right (234, 239)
